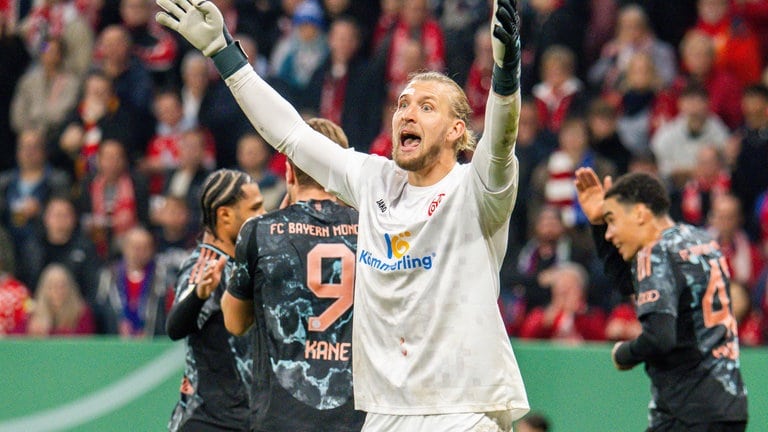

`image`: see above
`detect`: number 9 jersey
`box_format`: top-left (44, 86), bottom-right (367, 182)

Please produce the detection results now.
top-left (227, 199), bottom-right (364, 432)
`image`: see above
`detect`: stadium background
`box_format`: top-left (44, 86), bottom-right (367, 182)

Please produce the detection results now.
top-left (0, 338), bottom-right (765, 431)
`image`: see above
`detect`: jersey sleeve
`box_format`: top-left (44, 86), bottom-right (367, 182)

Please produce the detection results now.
top-left (223, 66), bottom-right (363, 206)
top-left (166, 250), bottom-right (210, 339)
top-left (227, 218), bottom-right (259, 301)
top-left (470, 91), bottom-right (521, 227)
top-left (635, 244), bottom-right (680, 319)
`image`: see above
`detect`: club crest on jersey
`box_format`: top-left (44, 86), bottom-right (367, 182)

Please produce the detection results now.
top-left (427, 193), bottom-right (445, 216)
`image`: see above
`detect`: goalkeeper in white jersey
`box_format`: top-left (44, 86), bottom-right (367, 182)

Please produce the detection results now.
top-left (156, 0), bottom-right (529, 430)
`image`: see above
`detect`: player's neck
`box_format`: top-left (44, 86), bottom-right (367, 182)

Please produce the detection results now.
top-left (644, 215), bottom-right (675, 245)
top-left (406, 158), bottom-right (456, 187)
top-left (203, 231), bottom-right (235, 257)
top-left (291, 186), bottom-right (333, 203)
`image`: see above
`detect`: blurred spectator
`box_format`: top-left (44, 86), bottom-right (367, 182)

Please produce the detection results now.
top-left (301, 16), bottom-right (382, 153)
top-left (236, 133), bottom-right (286, 212)
top-left (505, 97), bottom-right (557, 251)
top-left (530, 116), bottom-right (616, 232)
top-left (501, 206), bottom-right (598, 312)
top-left (515, 412), bottom-right (550, 432)
top-left (10, 36), bottom-right (81, 140)
top-left (179, 52), bottom-right (250, 169)
top-left (21, 196), bottom-right (101, 303)
top-left (79, 139), bottom-right (150, 259)
top-left (582, 0), bottom-right (617, 68)
top-left (653, 30), bottom-right (743, 130)
top-left (94, 225), bottom-right (167, 337)
top-left (520, 0), bottom-right (585, 95)
top-left (372, 0), bottom-right (401, 48)
top-left (588, 4), bottom-right (676, 93)
top-left (160, 128), bottom-right (212, 227)
top-left (733, 0), bottom-right (768, 62)
top-left (434, 0), bottom-right (489, 86)
top-left (20, 0), bottom-right (95, 77)
top-left (731, 84), bottom-right (768, 237)
top-left (625, 0), bottom-right (698, 49)
top-left (0, 129), bottom-right (71, 256)
top-left (587, 99), bottom-right (632, 175)
top-left (375, 0), bottom-right (444, 105)
top-left (270, 0), bottom-right (329, 99)
top-left (119, 0), bottom-right (178, 88)
top-left (93, 24), bottom-right (154, 123)
top-left (321, 0), bottom-right (380, 56)
top-left (55, 71), bottom-right (142, 179)
top-left (730, 280), bottom-right (763, 346)
top-left (0, 257), bottom-right (30, 335)
top-left (650, 84), bottom-right (729, 185)
top-left (0, 8), bottom-right (31, 172)
top-left (26, 264), bottom-right (96, 336)
top-left (694, 0), bottom-right (762, 86)
top-left (604, 300), bottom-right (642, 342)
top-left (151, 195), bottom-right (195, 309)
top-left (532, 45), bottom-right (588, 134)
top-left (669, 145), bottom-right (730, 226)
top-left (151, 194), bottom-right (196, 254)
top-left (611, 52), bottom-right (664, 158)
top-left (464, 24), bottom-right (493, 134)
top-left (519, 262), bottom-right (606, 343)
top-left (237, 32), bottom-right (269, 78)
top-left (627, 152), bottom-right (660, 176)
top-left (142, 89), bottom-right (215, 194)
top-left (707, 194), bottom-right (763, 288)
top-left (0, 226), bottom-right (15, 277)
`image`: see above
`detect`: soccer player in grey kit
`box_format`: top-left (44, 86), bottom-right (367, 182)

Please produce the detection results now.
top-left (575, 167), bottom-right (748, 432)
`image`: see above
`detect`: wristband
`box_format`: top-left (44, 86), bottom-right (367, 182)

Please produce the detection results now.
top-left (492, 64), bottom-right (520, 96)
top-left (212, 41), bottom-right (249, 80)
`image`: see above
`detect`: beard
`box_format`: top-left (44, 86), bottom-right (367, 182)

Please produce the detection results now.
top-left (392, 139), bottom-right (443, 172)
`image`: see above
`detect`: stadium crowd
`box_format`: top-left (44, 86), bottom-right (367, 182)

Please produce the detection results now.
top-left (1, 0), bottom-right (768, 346)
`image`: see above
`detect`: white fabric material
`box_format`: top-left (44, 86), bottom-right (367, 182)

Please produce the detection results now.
top-left (224, 65), bottom-right (529, 418)
top-left (363, 410), bottom-right (514, 432)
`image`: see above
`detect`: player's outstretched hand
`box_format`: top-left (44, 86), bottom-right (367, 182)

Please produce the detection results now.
top-left (155, 0), bottom-right (228, 56)
top-left (574, 167), bottom-right (612, 225)
top-left (491, 0), bottom-right (521, 95)
top-left (197, 254), bottom-right (228, 299)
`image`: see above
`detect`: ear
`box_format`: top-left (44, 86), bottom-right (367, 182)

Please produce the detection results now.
top-left (217, 206), bottom-right (232, 226)
top-left (446, 119), bottom-right (466, 146)
top-left (285, 162), bottom-right (296, 186)
top-left (634, 203), bottom-right (652, 225)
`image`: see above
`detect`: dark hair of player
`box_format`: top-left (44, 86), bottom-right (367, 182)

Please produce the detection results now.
top-left (604, 172), bottom-right (671, 216)
top-left (199, 169), bottom-right (254, 239)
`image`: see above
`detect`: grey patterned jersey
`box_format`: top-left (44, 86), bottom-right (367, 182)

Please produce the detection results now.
top-left (228, 200), bottom-right (364, 432)
top-left (632, 224), bottom-right (747, 426)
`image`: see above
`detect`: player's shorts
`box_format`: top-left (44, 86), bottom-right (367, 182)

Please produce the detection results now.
top-left (362, 410), bottom-right (514, 432)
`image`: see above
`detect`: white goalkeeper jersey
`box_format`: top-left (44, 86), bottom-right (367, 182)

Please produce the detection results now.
top-left (224, 65), bottom-right (529, 418)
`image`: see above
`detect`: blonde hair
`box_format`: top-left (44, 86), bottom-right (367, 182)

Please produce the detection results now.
top-left (29, 264), bottom-right (87, 334)
top-left (407, 71), bottom-right (477, 153)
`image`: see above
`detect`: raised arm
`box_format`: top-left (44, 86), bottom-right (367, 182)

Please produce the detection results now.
top-left (472, 0), bottom-right (522, 192)
top-left (156, 0), bottom-right (352, 190)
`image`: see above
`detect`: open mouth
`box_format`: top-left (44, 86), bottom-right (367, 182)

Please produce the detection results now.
top-left (399, 131), bottom-right (421, 150)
